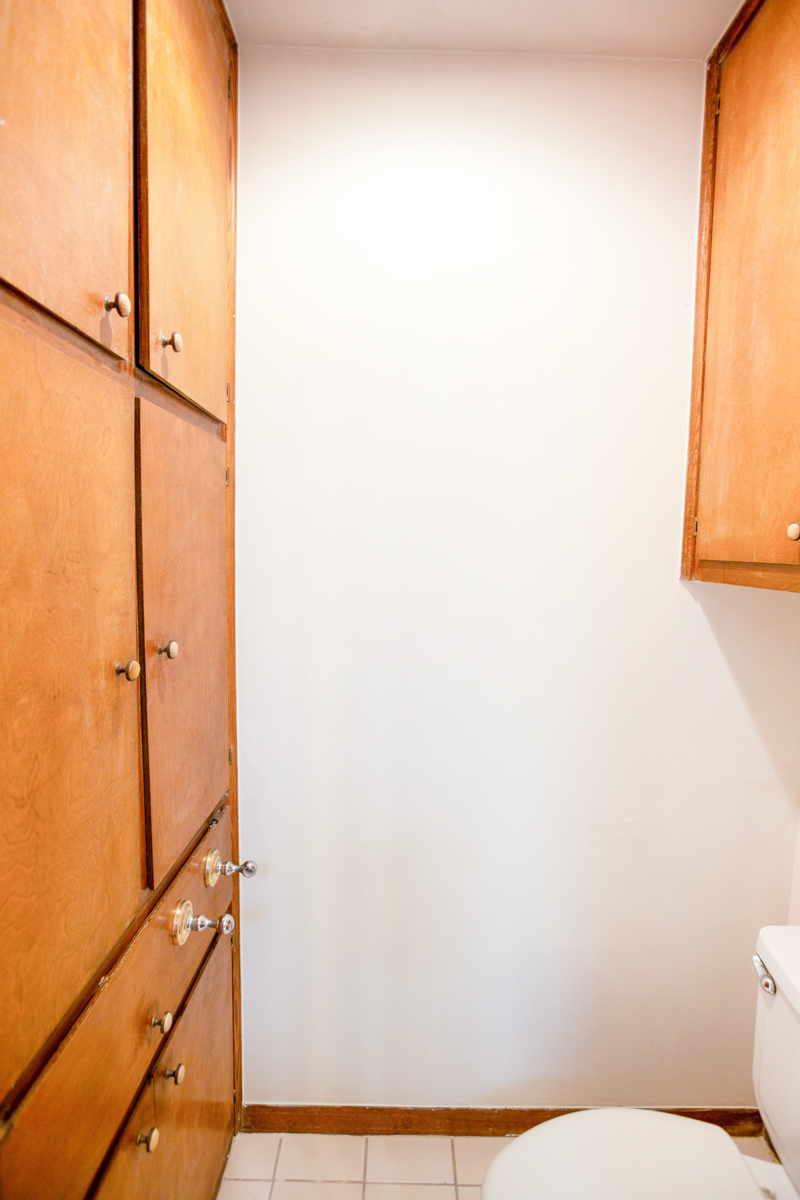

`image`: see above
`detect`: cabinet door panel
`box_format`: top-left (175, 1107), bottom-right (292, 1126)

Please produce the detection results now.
top-left (0, 0), bottom-right (132, 356)
top-left (139, 398), bottom-right (229, 885)
top-left (0, 315), bottom-right (144, 1100)
top-left (697, 0), bottom-right (800, 565)
top-left (138, 0), bottom-right (231, 421)
top-left (151, 937), bottom-right (235, 1200)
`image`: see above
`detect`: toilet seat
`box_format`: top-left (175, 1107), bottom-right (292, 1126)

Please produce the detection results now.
top-left (481, 1108), bottom-right (763, 1200)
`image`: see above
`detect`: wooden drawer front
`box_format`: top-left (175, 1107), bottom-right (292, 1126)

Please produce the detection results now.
top-left (0, 314), bottom-right (144, 1102)
top-left (89, 1081), bottom-right (158, 1200)
top-left (0, 0), bottom-right (132, 357)
top-left (0, 809), bottom-right (232, 1200)
top-left (139, 397), bottom-right (230, 886)
top-left (96, 936), bottom-right (234, 1200)
top-left (138, 0), bottom-right (231, 420)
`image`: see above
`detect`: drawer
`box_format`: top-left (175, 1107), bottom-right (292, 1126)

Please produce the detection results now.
top-left (94, 935), bottom-right (234, 1200)
top-left (0, 807), bottom-right (233, 1200)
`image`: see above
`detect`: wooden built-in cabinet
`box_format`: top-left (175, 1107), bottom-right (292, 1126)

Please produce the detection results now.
top-left (0, 0), bottom-right (242, 1196)
top-left (683, 0), bottom-right (800, 592)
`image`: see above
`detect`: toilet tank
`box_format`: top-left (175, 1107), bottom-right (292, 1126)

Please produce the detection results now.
top-left (753, 926), bottom-right (800, 1193)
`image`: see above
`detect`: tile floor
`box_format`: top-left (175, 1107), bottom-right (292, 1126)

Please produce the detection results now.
top-left (218, 1133), bottom-right (776, 1199)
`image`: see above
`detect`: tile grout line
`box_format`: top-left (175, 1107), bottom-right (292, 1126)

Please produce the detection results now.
top-left (267, 1134), bottom-right (283, 1200)
top-left (451, 1137), bottom-right (459, 1200)
top-left (363, 1135), bottom-right (369, 1200)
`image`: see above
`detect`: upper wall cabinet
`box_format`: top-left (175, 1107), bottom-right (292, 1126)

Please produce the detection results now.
top-left (0, 0), bottom-right (133, 356)
top-left (138, 0), bottom-right (233, 423)
top-left (684, 0), bottom-right (800, 593)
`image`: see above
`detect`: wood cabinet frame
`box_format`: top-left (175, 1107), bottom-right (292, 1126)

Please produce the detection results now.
top-left (0, 0), bottom-right (243, 1139)
top-left (681, 0), bottom-right (800, 592)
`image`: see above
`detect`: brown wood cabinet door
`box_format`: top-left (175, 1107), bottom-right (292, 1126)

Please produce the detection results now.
top-left (151, 937), bottom-right (235, 1200)
top-left (138, 0), bottom-right (232, 422)
top-left (696, 0), bottom-right (800, 566)
top-left (0, 313), bottom-right (144, 1102)
top-left (92, 1080), bottom-right (159, 1200)
top-left (139, 398), bottom-right (229, 886)
top-left (0, 0), bottom-right (133, 357)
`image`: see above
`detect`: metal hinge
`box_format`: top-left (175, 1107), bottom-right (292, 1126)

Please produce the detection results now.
top-left (226, 468), bottom-right (230, 486)
top-left (694, 518), bottom-right (698, 536)
top-left (227, 382), bottom-right (230, 400)
top-left (229, 745), bottom-right (233, 764)
top-left (716, 93), bottom-right (721, 115)
top-left (228, 75), bottom-right (232, 99)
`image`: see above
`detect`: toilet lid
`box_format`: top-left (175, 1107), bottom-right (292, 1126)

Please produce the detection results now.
top-left (481, 1108), bottom-right (763, 1200)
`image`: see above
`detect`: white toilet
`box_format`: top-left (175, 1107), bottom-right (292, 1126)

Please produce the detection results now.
top-left (483, 926), bottom-right (800, 1200)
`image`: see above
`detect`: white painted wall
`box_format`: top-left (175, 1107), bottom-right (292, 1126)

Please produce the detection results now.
top-left (236, 46), bottom-right (800, 1107)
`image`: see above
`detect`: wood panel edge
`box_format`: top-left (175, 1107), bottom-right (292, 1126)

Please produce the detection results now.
top-left (695, 560), bottom-right (800, 592)
top-left (681, 58), bottom-right (720, 580)
top-left (226, 38), bottom-right (243, 1135)
top-left (712, 0), bottom-right (767, 65)
top-left (240, 1105), bottom-right (762, 1138)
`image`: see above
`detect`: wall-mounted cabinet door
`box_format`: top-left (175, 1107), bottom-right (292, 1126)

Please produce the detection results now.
top-left (138, 398), bottom-right (229, 886)
top-left (138, 0), bottom-right (231, 422)
top-left (151, 937), bottom-right (235, 1200)
top-left (687, 0), bottom-right (800, 590)
top-left (0, 314), bottom-right (145, 1101)
top-left (0, 0), bottom-right (133, 357)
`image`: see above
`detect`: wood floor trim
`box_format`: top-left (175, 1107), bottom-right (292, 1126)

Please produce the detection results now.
top-left (241, 1105), bottom-right (763, 1138)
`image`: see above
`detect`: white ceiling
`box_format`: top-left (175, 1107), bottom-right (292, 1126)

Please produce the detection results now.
top-left (224, 0), bottom-right (742, 60)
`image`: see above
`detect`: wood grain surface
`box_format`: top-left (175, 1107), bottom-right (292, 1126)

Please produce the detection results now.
top-left (138, 0), bottom-right (231, 420)
top-left (242, 1105), bottom-right (763, 1138)
top-left (0, 811), bottom-right (232, 1200)
top-left (90, 1081), bottom-right (158, 1200)
top-left (0, 0), bottom-right (133, 357)
top-left (138, 397), bottom-right (230, 885)
top-left (0, 312), bottom-right (145, 1104)
top-left (695, 0), bottom-right (800, 566)
top-left (151, 935), bottom-right (235, 1199)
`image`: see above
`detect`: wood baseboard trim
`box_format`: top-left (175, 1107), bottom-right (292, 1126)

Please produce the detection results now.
top-left (241, 1105), bottom-right (763, 1138)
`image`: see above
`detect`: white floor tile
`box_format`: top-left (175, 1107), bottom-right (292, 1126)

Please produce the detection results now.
top-left (272, 1183), bottom-right (363, 1200)
top-left (277, 1135), bottom-right (366, 1181)
top-left (226, 1134), bottom-right (282, 1180)
top-left (366, 1138), bottom-right (454, 1184)
top-left (217, 1180), bottom-right (274, 1200)
top-left (365, 1187), bottom-right (456, 1200)
top-left (453, 1138), bottom-right (512, 1185)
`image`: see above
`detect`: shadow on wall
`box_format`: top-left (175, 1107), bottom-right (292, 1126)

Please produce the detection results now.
top-left (685, 580), bottom-right (800, 801)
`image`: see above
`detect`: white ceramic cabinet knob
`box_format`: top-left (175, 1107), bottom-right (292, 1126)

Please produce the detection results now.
top-left (788, 523), bottom-right (800, 541)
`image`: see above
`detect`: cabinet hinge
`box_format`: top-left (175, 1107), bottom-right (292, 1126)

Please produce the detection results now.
top-left (229, 745), bottom-right (233, 764)
top-left (694, 517), bottom-right (698, 536)
top-left (716, 92), bottom-right (721, 116)
top-left (227, 381), bottom-right (230, 400)
top-left (228, 74), bottom-right (232, 99)
top-left (0, 1118), bottom-right (13, 1146)
top-left (226, 467), bottom-right (230, 486)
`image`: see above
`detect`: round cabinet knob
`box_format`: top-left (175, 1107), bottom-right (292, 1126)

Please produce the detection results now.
top-left (151, 1011), bottom-right (173, 1035)
top-left (165, 1063), bottom-right (186, 1086)
top-left (115, 659), bottom-right (140, 681)
top-left (204, 848), bottom-right (222, 888)
top-left (223, 860), bottom-right (258, 880)
top-left (161, 331), bottom-right (183, 353)
top-left (137, 1127), bottom-right (160, 1154)
top-left (104, 292), bottom-right (131, 318)
top-left (172, 899), bottom-right (194, 946)
top-left (788, 523), bottom-right (800, 541)
top-left (157, 640), bottom-right (179, 659)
